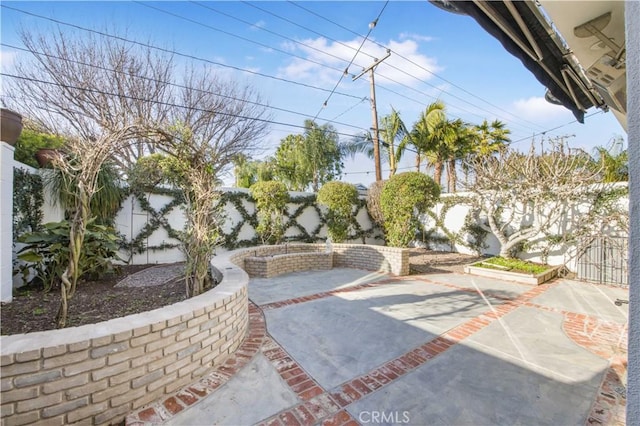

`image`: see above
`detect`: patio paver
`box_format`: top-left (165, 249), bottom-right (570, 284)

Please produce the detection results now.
top-left (126, 270), bottom-right (628, 426)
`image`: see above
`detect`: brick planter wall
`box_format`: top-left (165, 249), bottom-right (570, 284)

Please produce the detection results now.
top-left (331, 244), bottom-right (409, 276)
top-left (245, 252), bottom-right (333, 278)
top-left (0, 250), bottom-right (249, 426)
top-left (0, 243), bottom-right (407, 425)
top-left (239, 243), bottom-right (409, 278)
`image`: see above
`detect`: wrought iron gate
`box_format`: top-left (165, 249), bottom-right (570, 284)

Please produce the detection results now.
top-left (576, 236), bottom-right (628, 286)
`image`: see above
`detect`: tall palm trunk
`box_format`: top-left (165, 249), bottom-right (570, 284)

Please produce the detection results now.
top-left (447, 158), bottom-right (457, 193)
top-left (415, 152), bottom-right (421, 171)
top-left (433, 160), bottom-right (444, 188)
top-left (389, 148), bottom-right (397, 177)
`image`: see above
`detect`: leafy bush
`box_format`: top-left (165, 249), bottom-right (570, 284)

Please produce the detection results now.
top-left (380, 172), bottom-right (440, 247)
top-left (13, 168), bottom-right (44, 239)
top-left (45, 159), bottom-right (126, 226)
top-left (250, 181), bottom-right (289, 244)
top-left (317, 181), bottom-right (358, 243)
top-left (128, 153), bottom-right (171, 190)
top-left (16, 220), bottom-right (123, 290)
top-left (476, 257), bottom-right (549, 275)
top-left (14, 128), bottom-right (66, 168)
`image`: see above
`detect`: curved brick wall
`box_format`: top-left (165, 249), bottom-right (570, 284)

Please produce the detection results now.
top-left (0, 244), bottom-right (407, 425)
top-left (0, 250), bottom-right (249, 426)
top-left (237, 243), bottom-right (409, 277)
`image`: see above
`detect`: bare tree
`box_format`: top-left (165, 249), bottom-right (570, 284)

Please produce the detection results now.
top-left (5, 29), bottom-right (174, 327)
top-left (7, 29), bottom-right (174, 171)
top-left (464, 140), bottom-right (605, 259)
top-left (154, 68), bottom-right (270, 296)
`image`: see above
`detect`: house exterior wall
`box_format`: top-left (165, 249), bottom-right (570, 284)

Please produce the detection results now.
top-left (625, 1), bottom-right (639, 422)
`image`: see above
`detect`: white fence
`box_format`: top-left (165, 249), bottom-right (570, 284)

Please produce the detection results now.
top-left (6, 156), bottom-right (630, 299)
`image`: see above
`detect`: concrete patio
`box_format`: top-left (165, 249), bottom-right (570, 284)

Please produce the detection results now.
top-left (128, 268), bottom-right (628, 426)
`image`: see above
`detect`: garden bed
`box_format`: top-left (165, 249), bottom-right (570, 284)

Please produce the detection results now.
top-left (464, 257), bottom-right (561, 285)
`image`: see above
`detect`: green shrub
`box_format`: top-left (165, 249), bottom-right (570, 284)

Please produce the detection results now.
top-left (476, 257), bottom-right (549, 275)
top-left (16, 220), bottom-right (123, 290)
top-left (380, 172), bottom-right (440, 247)
top-left (317, 181), bottom-right (359, 243)
top-left (13, 168), bottom-right (44, 239)
top-left (250, 181), bottom-right (289, 244)
top-left (127, 153), bottom-right (170, 190)
top-left (14, 128), bottom-right (66, 168)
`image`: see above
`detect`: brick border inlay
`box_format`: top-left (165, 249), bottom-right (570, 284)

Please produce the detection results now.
top-left (126, 272), bottom-right (627, 426)
top-left (255, 276), bottom-right (627, 426)
top-left (125, 303), bottom-right (267, 425)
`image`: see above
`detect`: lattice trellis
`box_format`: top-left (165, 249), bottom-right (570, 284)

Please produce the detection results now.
top-left (121, 188), bottom-right (382, 257)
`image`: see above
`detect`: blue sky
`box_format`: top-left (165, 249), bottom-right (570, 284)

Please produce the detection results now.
top-left (0, 1), bottom-right (626, 186)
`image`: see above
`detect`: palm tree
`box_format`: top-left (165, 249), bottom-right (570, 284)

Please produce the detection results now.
top-left (378, 108), bottom-right (409, 177)
top-left (342, 108), bottom-right (409, 178)
top-left (473, 119), bottom-right (511, 158)
top-left (410, 101), bottom-right (447, 178)
top-left (232, 153), bottom-right (257, 188)
top-left (444, 119), bottom-right (476, 193)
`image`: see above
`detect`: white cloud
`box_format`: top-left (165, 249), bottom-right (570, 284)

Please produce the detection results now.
top-left (512, 96), bottom-right (573, 123)
top-left (277, 36), bottom-right (442, 87)
top-left (0, 50), bottom-right (17, 72)
top-left (251, 20), bottom-right (266, 31)
top-left (399, 32), bottom-right (435, 43)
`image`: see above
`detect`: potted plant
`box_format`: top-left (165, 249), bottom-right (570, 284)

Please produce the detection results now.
top-left (35, 148), bottom-right (63, 168)
top-left (0, 108), bottom-right (23, 145)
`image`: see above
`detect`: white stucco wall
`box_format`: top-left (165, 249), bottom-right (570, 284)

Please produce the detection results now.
top-left (625, 1), bottom-right (639, 422)
top-left (0, 143), bottom-right (15, 302)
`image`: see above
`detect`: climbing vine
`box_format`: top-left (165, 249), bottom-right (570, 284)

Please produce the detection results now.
top-left (116, 186), bottom-right (381, 257)
top-left (422, 195), bottom-right (488, 254)
top-left (120, 186), bottom-right (185, 258)
top-left (13, 168), bottom-right (44, 240)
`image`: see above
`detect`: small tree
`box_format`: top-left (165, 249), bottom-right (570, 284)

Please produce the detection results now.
top-left (250, 181), bottom-right (289, 245)
top-left (465, 141), bottom-right (603, 259)
top-left (273, 121), bottom-right (343, 191)
top-left (154, 68), bottom-right (269, 297)
top-left (5, 30), bottom-right (167, 327)
top-left (380, 172), bottom-right (440, 247)
top-left (317, 181), bottom-right (359, 243)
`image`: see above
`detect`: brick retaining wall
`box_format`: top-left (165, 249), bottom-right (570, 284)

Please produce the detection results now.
top-left (332, 244), bottom-right (409, 276)
top-left (240, 243), bottom-right (409, 278)
top-left (0, 244), bottom-right (407, 425)
top-left (245, 252), bottom-right (333, 278)
top-left (0, 251), bottom-right (249, 426)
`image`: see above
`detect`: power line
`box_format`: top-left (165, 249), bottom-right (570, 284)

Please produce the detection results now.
top-left (329, 97), bottom-right (369, 122)
top-left (242, 1), bottom-right (379, 63)
top-left (0, 4), bottom-right (364, 102)
top-left (0, 42), bottom-right (369, 133)
top-left (3, 2), bottom-right (587, 143)
top-left (287, 1), bottom-right (546, 133)
top-left (5, 2), bottom-right (537, 135)
top-left (0, 72), bottom-right (368, 141)
top-left (507, 110), bottom-right (604, 146)
top-left (312, 1), bottom-right (389, 120)
top-left (190, 1), bottom-right (366, 71)
top-left (134, 1), bottom-right (347, 75)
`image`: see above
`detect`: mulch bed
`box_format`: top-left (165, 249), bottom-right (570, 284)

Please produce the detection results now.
top-left (1, 265), bottom-right (186, 335)
top-left (408, 248), bottom-right (485, 275)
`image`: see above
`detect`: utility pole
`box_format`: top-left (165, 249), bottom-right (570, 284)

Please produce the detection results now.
top-left (353, 50), bottom-right (391, 182)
